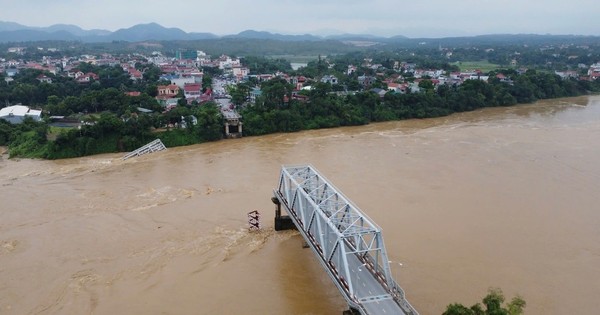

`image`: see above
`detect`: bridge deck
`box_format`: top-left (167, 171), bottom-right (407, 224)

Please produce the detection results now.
top-left (273, 165), bottom-right (418, 315)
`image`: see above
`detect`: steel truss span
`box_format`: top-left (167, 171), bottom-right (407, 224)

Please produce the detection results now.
top-left (273, 165), bottom-right (418, 315)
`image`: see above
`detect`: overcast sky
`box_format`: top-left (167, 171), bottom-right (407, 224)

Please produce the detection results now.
top-left (2, 0), bottom-right (599, 38)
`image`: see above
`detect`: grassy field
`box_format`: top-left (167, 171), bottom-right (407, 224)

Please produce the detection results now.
top-left (453, 60), bottom-right (504, 72)
top-left (47, 126), bottom-right (74, 141)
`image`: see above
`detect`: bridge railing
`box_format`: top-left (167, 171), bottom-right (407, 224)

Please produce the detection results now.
top-left (122, 139), bottom-right (166, 160)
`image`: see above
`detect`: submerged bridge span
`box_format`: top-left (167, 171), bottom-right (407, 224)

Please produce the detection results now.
top-left (272, 165), bottom-right (418, 315)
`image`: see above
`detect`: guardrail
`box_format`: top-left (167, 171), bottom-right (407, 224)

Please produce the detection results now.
top-left (122, 139), bottom-right (167, 160)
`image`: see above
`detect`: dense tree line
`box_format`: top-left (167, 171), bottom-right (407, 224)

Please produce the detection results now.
top-left (0, 117), bottom-right (48, 157)
top-left (45, 102), bottom-right (223, 158)
top-left (241, 56), bottom-right (292, 74)
top-left (1, 102), bottom-right (223, 159)
top-left (241, 70), bottom-right (596, 136)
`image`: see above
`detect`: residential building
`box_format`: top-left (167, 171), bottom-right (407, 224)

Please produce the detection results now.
top-left (37, 75), bottom-right (53, 84)
top-left (7, 47), bottom-right (26, 54)
top-left (320, 75), bottom-right (338, 85)
top-left (587, 63), bottom-right (600, 80)
top-left (555, 71), bottom-right (578, 79)
top-left (76, 72), bottom-right (99, 84)
top-left (67, 70), bottom-right (85, 79)
top-left (218, 55), bottom-right (241, 69)
top-left (170, 76), bottom-right (195, 88)
top-left (183, 83), bottom-right (202, 98)
top-left (232, 66), bottom-right (249, 79)
top-left (347, 65), bottom-right (357, 75)
top-left (127, 68), bottom-right (143, 81)
top-left (157, 84), bottom-right (180, 98)
top-left (358, 75), bottom-right (375, 87)
top-left (370, 88), bottom-right (387, 98)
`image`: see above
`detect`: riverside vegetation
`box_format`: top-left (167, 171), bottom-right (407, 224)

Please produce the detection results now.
top-left (443, 288), bottom-right (526, 315)
top-left (1, 50), bottom-right (600, 159)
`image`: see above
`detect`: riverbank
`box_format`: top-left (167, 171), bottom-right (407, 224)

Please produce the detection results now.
top-left (2, 75), bottom-right (596, 160)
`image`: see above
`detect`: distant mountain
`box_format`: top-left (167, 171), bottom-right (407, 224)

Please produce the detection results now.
top-left (44, 24), bottom-right (110, 37)
top-left (0, 21), bottom-right (110, 36)
top-left (0, 21), bottom-right (219, 43)
top-left (108, 23), bottom-right (192, 41)
top-left (388, 35), bottom-right (409, 40)
top-left (0, 29), bottom-right (78, 42)
top-left (225, 30), bottom-right (322, 41)
top-left (188, 32), bottom-right (220, 40)
top-left (106, 23), bottom-right (218, 41)
top-left (0, 21), bottom-right (30, 32)
top-left (0, 21), bottom-right (111, 43)
top-left (0, 20), bottom-right (597, 46)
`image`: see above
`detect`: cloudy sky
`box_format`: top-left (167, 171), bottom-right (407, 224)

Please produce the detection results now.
top-left (2, 0), bottom-right (599, 38)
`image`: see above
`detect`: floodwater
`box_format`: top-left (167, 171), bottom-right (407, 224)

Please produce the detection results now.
top-left (1, 96), bottom-right (600, 315)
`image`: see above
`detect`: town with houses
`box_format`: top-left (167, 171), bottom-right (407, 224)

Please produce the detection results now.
top-left (1, 43), bottom-right (600, 146)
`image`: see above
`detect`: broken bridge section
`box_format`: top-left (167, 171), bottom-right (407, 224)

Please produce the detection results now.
top-left (272, 164), bottom-right (418, 315)
top-left (122, 139), bottom-right (167, 160)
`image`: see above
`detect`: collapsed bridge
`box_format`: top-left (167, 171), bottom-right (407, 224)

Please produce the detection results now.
top-left (272, 165), bottom-right (418, 315)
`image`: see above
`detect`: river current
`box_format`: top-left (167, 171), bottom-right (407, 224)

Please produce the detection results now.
top-left (1, 96), bottom-right (600, 314)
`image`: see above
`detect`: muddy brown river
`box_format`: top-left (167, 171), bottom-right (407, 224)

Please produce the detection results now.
top-left (1, 96), bottom-right (600, 314)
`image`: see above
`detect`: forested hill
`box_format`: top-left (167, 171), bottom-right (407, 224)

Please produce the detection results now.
top-left (1, 20), bottom-right (600, 49)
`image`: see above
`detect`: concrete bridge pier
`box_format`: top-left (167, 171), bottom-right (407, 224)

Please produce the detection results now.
top-left (271, 196), bottom-right (295, 231)
top-left (223, 111), bottom-right (243, 138)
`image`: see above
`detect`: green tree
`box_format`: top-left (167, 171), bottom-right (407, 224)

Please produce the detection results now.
top-left (442, 288), bottom-right (525, 315)
top-left (418, 79), bottom-right (435, 93)
top-left (259, 78), bottom-right (293, 109)
top-left (228, 82), bottom-right (252, 106)
top-left (202, 74), bottom-right (213, 92)
top-left (193, 102), bottom-right (223, 141)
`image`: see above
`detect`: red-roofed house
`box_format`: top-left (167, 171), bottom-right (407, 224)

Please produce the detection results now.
top-left (183, 83), bottom-right (202, 99)
top-left (37, 74), bottom-right (52, 84)
top-left (128, 68), bottom-right (143, 81)
top-left (387, 82), bottom-right (402, 92)
top-left (160, 65), bottom-right (179, 74)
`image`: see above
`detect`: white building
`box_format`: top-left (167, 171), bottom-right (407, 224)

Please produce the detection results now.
top-left (232, 66), bottom-right (249, 78)
top-left (218, 55), bottom-right (241, 69)
top-left (0, 105), bottom-right (42, 124)
top-left (170, 76), bottom-right (196, 88)
top-left (320, 75), bottom-right (339, 85)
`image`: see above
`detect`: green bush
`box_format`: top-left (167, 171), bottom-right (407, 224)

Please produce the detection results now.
top-left (443, 288), bottom-right (525, 315)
